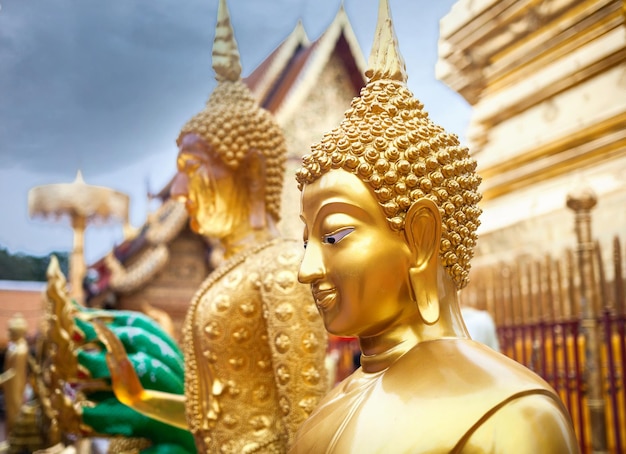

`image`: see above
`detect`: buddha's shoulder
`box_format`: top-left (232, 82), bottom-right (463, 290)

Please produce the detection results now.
top-left (385, 338), bottom-right (556, 399)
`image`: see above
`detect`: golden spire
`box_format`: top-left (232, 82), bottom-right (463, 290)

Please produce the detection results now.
top-left (212, 0), bottom-right (242, 82)
top-left (365, 0), bottom-right (407, 83)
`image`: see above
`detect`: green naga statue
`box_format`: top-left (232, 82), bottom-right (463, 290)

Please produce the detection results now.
top-left (33, 255), bottom-right (195, 453)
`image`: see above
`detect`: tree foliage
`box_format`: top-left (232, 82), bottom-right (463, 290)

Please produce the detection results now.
top-left (0, 246), bottom-right (69, 281)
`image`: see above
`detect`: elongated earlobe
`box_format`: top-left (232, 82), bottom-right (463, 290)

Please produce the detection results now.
top-left (405, 198), bottom-right (441, 325)
top-left (245, 149), bottom-right (267, 229)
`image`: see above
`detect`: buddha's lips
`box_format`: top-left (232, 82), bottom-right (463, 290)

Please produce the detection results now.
top-left (312, 288), bottom-right (337, 310)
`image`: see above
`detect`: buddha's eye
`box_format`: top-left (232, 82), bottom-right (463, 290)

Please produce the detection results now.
top-left (322, 227), bottom-right (354, 245)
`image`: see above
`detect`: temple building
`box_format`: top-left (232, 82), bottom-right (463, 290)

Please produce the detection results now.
top-left (436, 0), bottom-right (626, 269)
top-left (84, 8), bottom-right (366, 340)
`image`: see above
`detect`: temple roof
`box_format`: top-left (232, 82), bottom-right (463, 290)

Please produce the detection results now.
top-left (245, 6), bottom-right (366, 124)
top-left (244, 21), bottom-right (311, 107)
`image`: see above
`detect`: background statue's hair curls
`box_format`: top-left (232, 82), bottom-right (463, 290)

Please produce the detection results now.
top-left (177, 81), bottom-right (286, 222)
top-left (295, 78), bottom-right (482, 289)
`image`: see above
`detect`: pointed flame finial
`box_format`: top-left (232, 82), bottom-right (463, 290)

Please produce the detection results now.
top-left (365, 0), bottom-right (407, 83)
top-left (212, 0), bottom-right (242, 82)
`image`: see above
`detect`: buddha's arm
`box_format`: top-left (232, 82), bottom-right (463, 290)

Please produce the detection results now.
top-left (459, 392), bottom-right (580, 453)
top-left (94, 321), bottom-right (189, 430)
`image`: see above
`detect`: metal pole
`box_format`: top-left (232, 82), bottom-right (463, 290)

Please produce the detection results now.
top-left (566, 188), bottom-right (608, 453)
top-left (70, 215), bottom-right (86, 303)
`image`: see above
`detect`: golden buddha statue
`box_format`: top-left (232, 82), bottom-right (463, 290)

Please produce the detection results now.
top-left (290, 1), bottom-right (579, 452)
top-left (96, 0), bottom-right (328, 452)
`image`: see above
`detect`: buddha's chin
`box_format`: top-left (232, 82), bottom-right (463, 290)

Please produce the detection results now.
top-left (193, 217), bottom-right (233, 239)
top-left (324, 320), bottom-right (352, 338)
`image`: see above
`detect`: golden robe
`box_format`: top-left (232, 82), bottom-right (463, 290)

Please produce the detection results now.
top-left (184, 238), bottom-right (328, 453)
top-left (291, 339), bottom-right (578, 453)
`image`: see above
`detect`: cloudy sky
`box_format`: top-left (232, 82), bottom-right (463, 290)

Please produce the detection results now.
top-left (0, 0), bottom-right (470, 264)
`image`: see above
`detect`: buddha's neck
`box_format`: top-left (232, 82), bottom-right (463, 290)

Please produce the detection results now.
top-left (358, 297), bottom-right (469, 374)
top-left (358, 315), bottom-right (422, 373)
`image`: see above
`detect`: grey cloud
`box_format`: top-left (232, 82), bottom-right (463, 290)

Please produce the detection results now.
top-left (0, 0), bottom-right (466, 178)
top-left (0, 0), bottom-right (219, 175)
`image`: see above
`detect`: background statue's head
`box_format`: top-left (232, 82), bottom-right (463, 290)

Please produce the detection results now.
top-left (174, 0), bottom-right (286, 230)
top-left (177, 81), bottom-right (286, 224)
top-left (8, 313), bottom-right (27, 341)
top-left (296, 0), bottom-right (481, 291)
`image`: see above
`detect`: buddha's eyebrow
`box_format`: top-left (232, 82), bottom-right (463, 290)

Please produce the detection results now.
top-left (317, 201), bottom-right (373, 224)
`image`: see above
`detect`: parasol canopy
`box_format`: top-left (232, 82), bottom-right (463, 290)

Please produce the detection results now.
top-left (28, 170), bottom-right (129, 225)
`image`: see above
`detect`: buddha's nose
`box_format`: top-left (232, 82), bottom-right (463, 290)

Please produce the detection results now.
top-left (298, 242), bottom-right (325, 284)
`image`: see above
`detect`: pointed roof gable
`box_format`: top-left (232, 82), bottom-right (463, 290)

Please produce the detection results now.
top-left (245, 20), bottom-right (310, 104)
top-left (244, 6), bottom-right (366, 124)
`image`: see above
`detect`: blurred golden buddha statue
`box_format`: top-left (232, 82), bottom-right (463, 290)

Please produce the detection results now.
top-left (290, 1), bottom-right (579, 452)
top-left (97, 0), bottom-right (328, 452)
top-left (3, 313), bottom-right (29, 439)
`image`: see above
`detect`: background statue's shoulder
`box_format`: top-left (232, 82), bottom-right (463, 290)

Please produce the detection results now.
top-left (258, 238), bottom-right (305, 271)
top-left (255, 239), bottom-right (310, 297)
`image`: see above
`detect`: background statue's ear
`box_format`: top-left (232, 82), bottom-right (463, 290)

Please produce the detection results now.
top-left (404, 198), bottom-right (442, 325)
top-left (244, 149), bottom-right (267, 229)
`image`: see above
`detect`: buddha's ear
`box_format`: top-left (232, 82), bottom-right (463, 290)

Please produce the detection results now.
top-left (244, 149), bottom-right (267, 229)
top-left (404, 198), bottom-right (442, 325)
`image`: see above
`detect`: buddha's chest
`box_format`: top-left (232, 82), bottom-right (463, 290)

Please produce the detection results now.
top-left (294, 375), bottom-right (480, 453)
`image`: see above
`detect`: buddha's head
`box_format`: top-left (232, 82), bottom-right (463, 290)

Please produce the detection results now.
top-left (172, 0), bottom-right (286, 239)
top-left (296, 0), bottom-right (481, 336)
